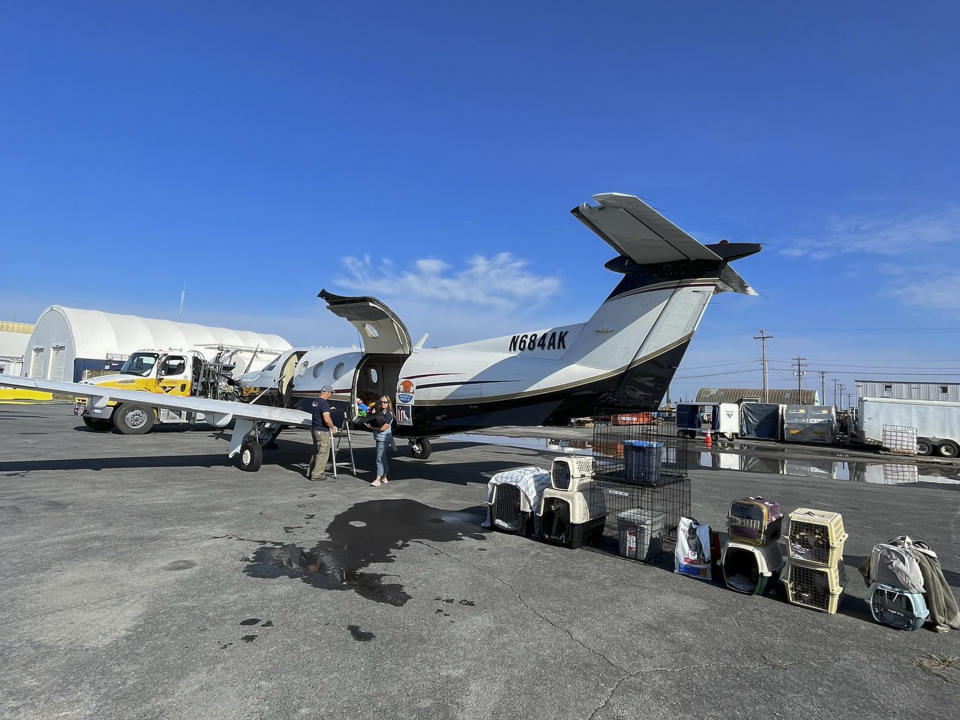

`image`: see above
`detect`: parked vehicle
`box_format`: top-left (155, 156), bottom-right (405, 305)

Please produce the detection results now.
top-left (676, 402), bottom-right (740, 439)
top-left (857, 397), bottom-right (960, 458)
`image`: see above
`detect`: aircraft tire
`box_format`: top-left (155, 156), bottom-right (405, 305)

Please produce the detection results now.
top-left (113, 403), bottom-right (156, 435)
top-left (82, 416), bottom-right (112, 432)
top-left (916, 438), bottom-right (934, 456)
top-left (236, 438), bottom-right (263, 472)
top-left (936, 440), bottom-right (959, 459)
top-left (410, 437), bottom-right (432, 460)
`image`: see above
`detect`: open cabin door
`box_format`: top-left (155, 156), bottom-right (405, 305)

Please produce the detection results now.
top-left (318, 291), bottom-right (412, 356)
top-left (319, 291), bottom-right (412, 420)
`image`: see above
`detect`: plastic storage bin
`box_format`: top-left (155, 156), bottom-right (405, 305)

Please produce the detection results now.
top-left (786, 508), bottom-right (848, 566)
top-left (623, 440), bottom-right (663, 486)
top-left (616, 509), bottom-right (666, 561)
top-left (783, 560), bottom-right (845, 613)
top-left (721, 540), bottom-right (785, 595)
top-left (550, 455), bottom-right (595, 491)
top-left (727, 497), bottom-right (783, 546)
top-left (868, 583), bottom-right (929, 630)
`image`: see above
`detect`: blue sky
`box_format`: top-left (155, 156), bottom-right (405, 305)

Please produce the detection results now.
top-left (1, 1), bottom-right (958, 404)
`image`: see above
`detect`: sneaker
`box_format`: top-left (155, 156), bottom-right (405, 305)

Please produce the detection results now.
top-left (371, 479), bottom-right (382, 487)
top-left (310, 475), bottom-right (328, 482)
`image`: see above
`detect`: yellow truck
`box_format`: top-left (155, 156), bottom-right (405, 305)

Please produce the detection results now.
top-left (76, 347), bottom-right (273, 434)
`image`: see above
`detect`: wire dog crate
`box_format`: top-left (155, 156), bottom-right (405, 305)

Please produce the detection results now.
top-left (590, 418), bottom-right (692, 558)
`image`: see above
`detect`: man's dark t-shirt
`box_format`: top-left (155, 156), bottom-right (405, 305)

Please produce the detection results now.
top-left (311, 397), bottom-right (332, 430)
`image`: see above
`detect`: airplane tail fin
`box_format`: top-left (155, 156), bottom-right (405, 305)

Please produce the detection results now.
top-left (557, 193), bottom-right (760, 412)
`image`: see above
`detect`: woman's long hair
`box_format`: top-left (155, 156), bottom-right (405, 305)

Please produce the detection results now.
top-left (377, 395), bottom-right (394, 415)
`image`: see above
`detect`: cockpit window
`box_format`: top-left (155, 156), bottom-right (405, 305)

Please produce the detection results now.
top-left (262, 360), bottom-right (278, 372)
top-left (119, 353), bottom-right (159, 377)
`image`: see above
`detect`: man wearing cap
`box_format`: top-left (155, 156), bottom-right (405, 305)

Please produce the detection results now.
top-left (307, 385), bottom-right (337, 480)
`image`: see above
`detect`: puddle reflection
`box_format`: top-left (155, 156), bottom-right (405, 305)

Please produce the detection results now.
top-left (444, 434), bottom-right (960, 490)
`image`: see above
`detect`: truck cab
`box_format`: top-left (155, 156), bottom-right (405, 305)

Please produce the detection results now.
top-left (76, 349), bottom-right (215, 432)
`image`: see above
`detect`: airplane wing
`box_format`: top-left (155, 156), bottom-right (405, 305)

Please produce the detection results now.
top-left (0, 375), bottom-right (310, 427)
top-left (572, 192), bottom-right (723, 264)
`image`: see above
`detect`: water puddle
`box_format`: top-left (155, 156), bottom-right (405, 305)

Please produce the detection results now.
top-left (241, 499), bottom-right (486, 605)
top-left (443, 434), bottom-right (960, 490)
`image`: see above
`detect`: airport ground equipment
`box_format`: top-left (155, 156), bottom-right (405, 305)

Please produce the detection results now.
top-left (675, 402), bottom-right (740, 439)
top-left (739, 402), bottom-right (782, 440)
top-left (727, 497), bottom-right (783, 547)
top-left (486, 466), bottom-right (551, 536)
top-left (721, 540), bottom-right (785, 595)
top-left (782, 405), bottom-right (837, 445)
top-left (857, 396), bottom-right (960, 458)
top-left (75, 345), bottom-right (281, 434)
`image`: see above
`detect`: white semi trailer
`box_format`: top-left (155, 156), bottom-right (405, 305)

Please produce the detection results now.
top-left (858, 397), bottom-right (960, 458)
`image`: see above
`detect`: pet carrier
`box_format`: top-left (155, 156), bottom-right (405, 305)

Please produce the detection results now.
top-left (868, 582), bottom-right (929, 631)
top-left (786, 508), bottom-right (848, 566)
top-left (486, 466), bottom-right (551, 536)
top-left (727, 497), bottom-right (783, 546)
top-left (783, 560), bottom-right (845, 614)
top-left (538, 487), bottom-right (606, 548)
top-left (616, 509), bottom-right (666, 561)
top-left (550, 455), bottom-right (595, 492)
top-left (623, 440), bottom-right (663, 485)
top-left (721, 540), bottom-right (785, 595)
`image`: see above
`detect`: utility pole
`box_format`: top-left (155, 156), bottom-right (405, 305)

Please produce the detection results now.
top-left (793, 356), bottom-right (807, 403)
top-left (753, 330), bottom-right (773, 403)
top-left (819, 371), bottom-right (826, 406)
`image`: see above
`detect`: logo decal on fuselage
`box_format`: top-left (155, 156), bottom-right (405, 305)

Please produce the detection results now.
top-left (397, 379), bottom-right (416, 404)
top-left (508, 330), bottom-right (568, 353)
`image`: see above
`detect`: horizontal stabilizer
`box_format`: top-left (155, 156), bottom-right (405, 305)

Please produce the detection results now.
top-left (572, 193), bottom-right (722, 265)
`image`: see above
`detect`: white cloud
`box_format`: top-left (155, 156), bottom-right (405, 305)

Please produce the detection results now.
top-left (337, 253), bottom-right (561, 313)
top-left (780, 207), bottom-right (960, 312)
top-left (782, 207), bottom-right (960, 260)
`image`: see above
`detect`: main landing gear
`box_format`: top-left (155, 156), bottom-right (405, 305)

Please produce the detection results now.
top-left (409, 437), bottom-right (432, 460)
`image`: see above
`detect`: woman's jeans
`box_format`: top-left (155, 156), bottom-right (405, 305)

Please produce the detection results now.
top-left (375, 432), bottom-right (391, 477)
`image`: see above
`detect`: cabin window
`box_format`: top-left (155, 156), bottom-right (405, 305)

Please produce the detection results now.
top-left (333, 362), bottom-right (346, 380)
top-left (298, 361), bottom-right (307, 377)
top-left (941, 386), bottom-right (949, 394)
top-left (364, 323), bottom-right (379, 339)
top-left (369, 368), bottom-right (378, 383)
top-left (883, 384), bottom-right (892, 397)
top-left (312, 362), bottom-right (324, 379)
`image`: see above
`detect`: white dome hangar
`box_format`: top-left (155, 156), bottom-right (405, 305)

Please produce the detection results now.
top-left (23, 305), bottom-right (291, 382)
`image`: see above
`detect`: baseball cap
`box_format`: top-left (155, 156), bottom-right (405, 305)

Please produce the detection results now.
top-left (320, 385), bottom-right (333, 393)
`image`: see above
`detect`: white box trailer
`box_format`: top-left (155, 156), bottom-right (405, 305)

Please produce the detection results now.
top-left (858, 397), bottom-right (960, 458)
top-left (676, 402), bottom-right (740, 439)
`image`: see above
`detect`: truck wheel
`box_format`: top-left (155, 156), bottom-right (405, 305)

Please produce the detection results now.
top-left (113, 403), bottom-right (155, 435)
top-left (236, 438), bottom-right (263, 472)
top-left (916, 438), bottom-right (934, 456)
top-left (82, 416), bottom-right (112, 432)
top-left (410, 437), bottom-right (432, 460)
top-left (936, 441), bottom-right (959, 459)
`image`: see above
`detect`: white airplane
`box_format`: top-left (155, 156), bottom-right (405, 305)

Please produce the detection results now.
top-left (0, 193), bottom-right (760, 472)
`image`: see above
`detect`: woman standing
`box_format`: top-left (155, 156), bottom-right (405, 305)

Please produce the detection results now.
top-left (365, 395), bottom-right (394, 487)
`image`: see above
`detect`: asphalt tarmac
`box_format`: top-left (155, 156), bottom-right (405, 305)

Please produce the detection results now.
top-left (1, 404), bottom-right (958, 719)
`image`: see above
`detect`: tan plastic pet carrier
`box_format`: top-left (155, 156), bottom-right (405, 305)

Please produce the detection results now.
top-left (550, 455), bottom-right (595, 492)
top-left (783, 560), bottom-right (845, 614)
top-left (786, 508), bottom-right (848, 566)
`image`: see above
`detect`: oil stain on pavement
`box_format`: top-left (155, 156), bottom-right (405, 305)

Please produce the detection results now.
top-left (242, 499), bottom-right (486, 606)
